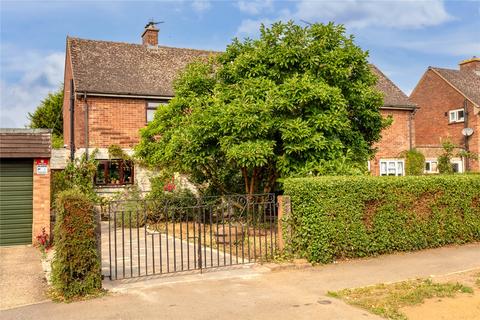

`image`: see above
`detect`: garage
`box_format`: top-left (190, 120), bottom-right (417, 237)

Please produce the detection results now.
top-left (0, 159), bottom-right (33, 245)
top-left (0, 129), bottom-right (52, 246)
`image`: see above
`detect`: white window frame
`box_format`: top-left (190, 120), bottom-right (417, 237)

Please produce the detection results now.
top-left (448, 109), bottom-right (465, 123)
top-left (379, 159), bottom-right (405, 176)
top-left (146, 100), bottom-right (168, 123)
top-left (451, 159), bottom-right (464, 173)
top-left (424, 160), bottom-right (439, 174)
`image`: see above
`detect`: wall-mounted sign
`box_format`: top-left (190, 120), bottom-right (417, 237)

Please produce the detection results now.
top-left (36, 164), bottom-right (48, 175)
top-left (35, 158), bottom-right (49, 175)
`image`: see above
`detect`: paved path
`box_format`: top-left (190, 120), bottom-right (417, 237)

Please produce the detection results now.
top-left (0, 246), bottom-right (47, 311)
top-left (101, 222), bottom-right (240, 280)
top-left (2, 243), bottom-right (479, 319)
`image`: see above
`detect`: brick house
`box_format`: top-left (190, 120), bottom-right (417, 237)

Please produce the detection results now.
top-left (369, 66), bottom-right (416, 176)
top-left (62, 23), bottom-right (215, 195)
top-left (410, 57), bottom-right (480, 173)
top-left (62, 23), bottom-right (416, 192)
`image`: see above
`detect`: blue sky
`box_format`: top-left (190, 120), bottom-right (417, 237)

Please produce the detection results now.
top-left (1, 0), bottom-right (479, 128)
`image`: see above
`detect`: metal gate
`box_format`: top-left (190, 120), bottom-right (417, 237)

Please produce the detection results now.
top-left (102, 194), bottom-right (278, 280)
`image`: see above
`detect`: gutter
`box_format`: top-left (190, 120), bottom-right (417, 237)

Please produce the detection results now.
top-left (75, 92), bottom-right (173, 100)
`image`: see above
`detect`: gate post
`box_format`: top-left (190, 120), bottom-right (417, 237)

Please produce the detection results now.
top-left (277, 195), bottom-right (291, 252)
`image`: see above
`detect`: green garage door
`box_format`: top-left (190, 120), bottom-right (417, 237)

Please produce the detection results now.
top-left (0, 159), bottom-right (33, 246)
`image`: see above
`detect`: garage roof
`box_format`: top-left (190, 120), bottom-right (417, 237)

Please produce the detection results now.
top-left (0, 129), bottom-right (51, 158)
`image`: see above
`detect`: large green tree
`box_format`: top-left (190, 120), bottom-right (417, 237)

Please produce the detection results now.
top-left (136, 21), bottom-right (388, 196)
top-left (28, 86), bottom-right (64, 147)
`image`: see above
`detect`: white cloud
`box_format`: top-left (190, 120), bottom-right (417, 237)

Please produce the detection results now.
top-left (0, 49), bottom-right (64, 128)
top-left (192, 0), bottom-right (211, 13)
top-left (293, 0), bottom-right (453, 29)
top-left (237, 0), bottom-right (454, 36)
top-left (237, 0), bottom-right (274, 15)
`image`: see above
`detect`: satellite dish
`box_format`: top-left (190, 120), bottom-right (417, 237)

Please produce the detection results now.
top-left (462, 128), bottom-right (474, 137)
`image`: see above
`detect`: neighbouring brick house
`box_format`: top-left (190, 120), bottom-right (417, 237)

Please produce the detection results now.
top-left (62, 23), bottom-right (416, 193)
top-left (369, 66), bottom-right (416, 176)
top-left (410, 57), bottom-right (480, 173)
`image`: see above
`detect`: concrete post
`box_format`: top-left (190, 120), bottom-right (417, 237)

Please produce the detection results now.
top-left (277, 195), bottom-right (291, 252)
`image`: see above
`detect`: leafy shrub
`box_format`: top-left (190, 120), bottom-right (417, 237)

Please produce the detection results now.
top-left (51, 188), bottom-right (102, 300)
top-left (146, 176), bottom-right (198, 221)
top-left (402, 149), bottom-right (425, 176)
top-left (283, 175), bottom-right (480, 263)
top-left (51, 151), bottom-right (99, 203)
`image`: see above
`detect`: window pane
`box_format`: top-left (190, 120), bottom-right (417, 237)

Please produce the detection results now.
top-left (425, 162), bottom-right (430, 171)
top-left (458, 110), bottom-right (464, 120)
top-left (431, 162), bottom-right (438, 172)
top-left (452, 163), bottom-right (460, 173)
top-left (380, 162), bottom-right (387, 175)
top-left (449, 111), bottom-right (456, 122)
top-left (109, 162), bottom-right (120, 184)
top-left (397, 161), bottom-right (404, 176)
top-left (95, 163), bottom-right (106, 185)
top-left (147, 109), bottom-right (156, 122)
top-left (122, 161), bottom-right (133, 184)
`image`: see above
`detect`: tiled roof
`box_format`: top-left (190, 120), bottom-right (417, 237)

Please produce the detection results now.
top-left (68, 37), bottom-right (217, 97)
top-left (68, 37), bottom-right (412, 108)
top-left (369, 64), bottom-right (415, 108)
top-left (431, 67), bottom-right (480, 107)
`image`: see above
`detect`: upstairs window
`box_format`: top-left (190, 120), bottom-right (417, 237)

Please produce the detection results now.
top-left (379, 159), bottom-right (404, 176)
top-left (146, 101), bottom-right (169, 123)
top-left (448, 109), bottom-right (465, 123)
top-left (95, 160), bottom-right (134, 186)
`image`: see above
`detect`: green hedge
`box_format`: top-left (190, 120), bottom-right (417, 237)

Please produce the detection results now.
top-left (283, 175), bottom-right (480, 263)
top-left (51, 188), bottom-right (102, 299)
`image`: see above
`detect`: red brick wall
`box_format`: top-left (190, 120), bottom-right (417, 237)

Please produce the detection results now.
top-left (32, 159), bottom-right (51, 242)
top-left (410, 69), bottom-right (479, 171)
top-left (370, 109), bottom-right (414, 176)
top-left (84, 96), bottom-right (147, 148)
top-left (63, 44), bottom-right (86, 150)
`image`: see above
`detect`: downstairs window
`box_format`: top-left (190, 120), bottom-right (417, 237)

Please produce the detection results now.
top-left (95, 160), bottom-right (134, 186)
top-left (379, 159), bottom-right (404, 176)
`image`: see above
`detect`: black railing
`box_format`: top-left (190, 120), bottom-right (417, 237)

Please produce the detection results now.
top-left (102, 194), bottom-right (278, 280)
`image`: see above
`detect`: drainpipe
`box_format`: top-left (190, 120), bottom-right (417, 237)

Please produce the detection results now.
top-left (84, 92), bottom-right (89, 160)
top-left (463, 99), bottom-right (469, 172)
top-left (69, 79), bottom-right (75, 161)
top-left (408, 108), bottom-right (417, 150)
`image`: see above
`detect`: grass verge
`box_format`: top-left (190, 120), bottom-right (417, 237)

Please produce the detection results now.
top-left (327, 279), bottom-right (473, 320)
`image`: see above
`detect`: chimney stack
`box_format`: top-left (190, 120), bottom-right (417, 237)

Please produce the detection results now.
top-left (459, 56), bottom-right (480, 73)
top-left (142, 22), bottom-right (159, 47)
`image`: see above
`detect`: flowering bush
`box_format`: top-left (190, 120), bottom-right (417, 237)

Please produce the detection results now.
top-left (163, 177), bottom-right (176, 192)
top-left (35, 227), bottom-right (52, 254)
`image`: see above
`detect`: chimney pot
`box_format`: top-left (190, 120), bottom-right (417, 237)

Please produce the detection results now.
top-left (142, 23), bottom-right (159, 47)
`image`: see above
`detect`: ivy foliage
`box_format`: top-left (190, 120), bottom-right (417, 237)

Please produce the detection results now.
top-left (283, 175), bottom-right (480, 263)
top-left (51, 188), bottom-right (102, 300)
top-left (402, 149), bottom-right (425, 176)
top-left (51, 151), bottom-right (99, 203)
top-left (28, 86), bottom-right (64, 148)
top-left (136, 21), bottom-right (387, 196)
